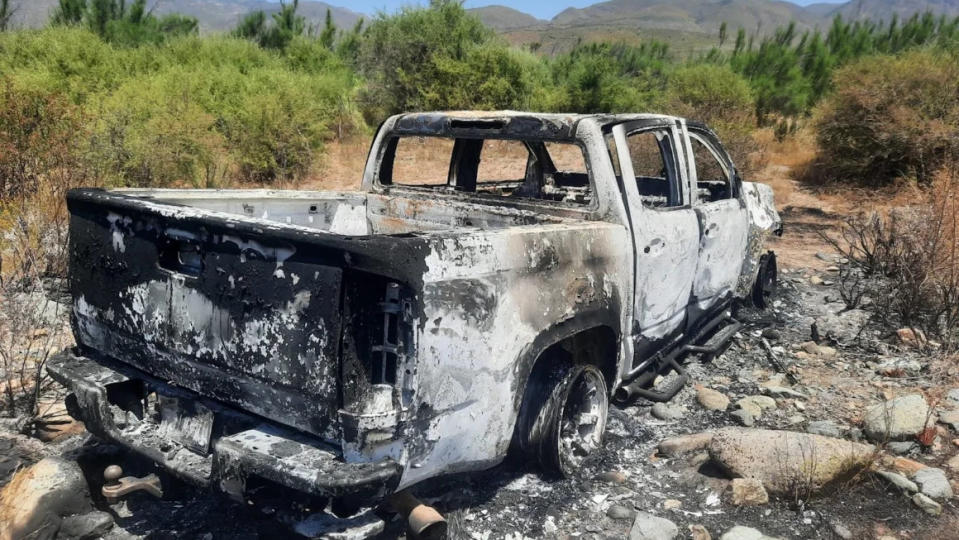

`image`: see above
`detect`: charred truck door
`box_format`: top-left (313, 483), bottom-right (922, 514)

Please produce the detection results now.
top-left (610, 122), bottom-right (699, 350)
top-left (681, 121), bottom-right (750, 313)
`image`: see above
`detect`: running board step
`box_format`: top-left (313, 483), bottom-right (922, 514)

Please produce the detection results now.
top-left (622, 358), bottom-right (689, 403)
top-left (683, 320), bottom-right (743, 355)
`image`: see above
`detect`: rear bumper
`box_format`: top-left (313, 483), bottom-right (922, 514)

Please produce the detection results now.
top-left (47, 350), bottom-right (402, 502)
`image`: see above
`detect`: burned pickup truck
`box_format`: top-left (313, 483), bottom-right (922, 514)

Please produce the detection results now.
top-left (48, 112), bottom-right (780, 532)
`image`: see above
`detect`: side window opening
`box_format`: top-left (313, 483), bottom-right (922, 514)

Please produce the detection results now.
top-left (623, 130), bottom-right (683, 209)
top-left (386, 136), bottom-right (454, 187)
top-left (381, 136), bottom-right (592, 206)
top-left (690, 135), bottom-right (733, 204)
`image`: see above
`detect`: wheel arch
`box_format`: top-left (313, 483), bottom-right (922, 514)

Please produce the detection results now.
top-left (509, 312), bottom-right (621, 435)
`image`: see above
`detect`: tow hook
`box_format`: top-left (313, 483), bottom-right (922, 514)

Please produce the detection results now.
top-left (102, 465), bottom-right (164, 503)
top-left (388, 490), bottom-right (447, 540)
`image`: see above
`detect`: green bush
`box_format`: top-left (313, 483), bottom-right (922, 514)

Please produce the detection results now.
top-left (355, 0), bottom-right (521, 120)
top-left (813, 50), bottom-right (959, 186)
top-left (545, 42), bottom-right (670, 113)
top-left (664, 64), bottom-right (762, 176)
top-left (0, 29), bottom-right (364, 187)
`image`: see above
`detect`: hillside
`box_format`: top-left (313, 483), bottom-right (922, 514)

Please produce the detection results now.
top-left (497, 0), bottom-right (959, 54)
top-left (468, 5), bottom-right (544, 30)
top-left (836, 0), bottom-right (959, 19)
top-left (9, 0), bottom-right (362, 32)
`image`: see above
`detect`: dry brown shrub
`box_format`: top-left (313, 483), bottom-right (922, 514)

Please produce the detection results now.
top-left (0, 80), bottom-right (94, 419)
top-left (824, 161), bottom-right (959, 348)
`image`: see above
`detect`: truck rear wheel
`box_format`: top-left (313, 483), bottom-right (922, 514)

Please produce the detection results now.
top-left (516, 357), bottom-right (609, 478)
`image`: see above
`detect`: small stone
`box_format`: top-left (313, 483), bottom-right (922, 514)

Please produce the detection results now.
top-left (658, 432), bottom-right (714, 457)
top-left (607, 504), bottom-right (635, 521)
top-left (913, 467), bottom-right (953, 499)
top-left (719, 525), bottom-right (779, 540)
top-left (730, 409), bottom-right (755, 426)
top-left (59, 511), bottom-right (114, 539)
top-left (945, 388), bottom-right (959, 406)
top-left (689, 525), bottom-right (712, 540)
top-left (945, 454), bottom-right (959, 473)
top-left (629, 511), bottom-right (678, 540)
top-left (543, 516), bottom-right (558, 534)
top-left (697, 386), bottom-right (729, 411)
top-left (876, 358), bottom-right (922, 377)
top-left (880, 455), bottom-right (926, 476)
top-left (762, 386), bottom-right (808, 399)
top-left (651, 403), bottom-right (686, 421)
top-left (874, 470), bottom-right (918, 493)
top-left (810, 276), bottom-right (823, 285)
top-left (730, 478), bottom-right (769, 506)
top-left (912, 493), bottom-right (942, 515)
top-left (830, 521), bottom-right (853, 540)
top-left (735, 396), bottom-right (776, 417)
top-left (761, 328), bottom-right (781, 341)
top-left (938, 409), bottom-right (959, 432)
top-left (662, 499), bottom-right (682, 510)
top-left (598, 471), bottom-right (628, 484)
top-left (886, 441), bottom-right (917, 455)
top-left (787, 414), bottom-right (805, 425)
top-left (807, 420), bottom-right (843, 439)
top-left (896, 328), bottom-right (927, 347)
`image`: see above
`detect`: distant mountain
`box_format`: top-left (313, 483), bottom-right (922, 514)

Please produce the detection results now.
top-left (468, 5), bottom-right (544, 30)
top-left (488, 0), bottom-right (959, 54)
top-left (551, 0), bottom-right (822, 35)
top-left (9, 1), bottom-right (362, 33)
top-left (835, 0), bottom-right (959, 20)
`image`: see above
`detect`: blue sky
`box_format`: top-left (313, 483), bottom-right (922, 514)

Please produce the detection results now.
top-left (305, 1), bottom-right (847, 20)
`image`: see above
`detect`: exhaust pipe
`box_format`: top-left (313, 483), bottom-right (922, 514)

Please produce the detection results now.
top-left (389, 490), bottom-right (447, 540)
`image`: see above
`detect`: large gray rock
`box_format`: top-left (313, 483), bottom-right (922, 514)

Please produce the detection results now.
top-left (862, 394), bottom-right (930, 442)
top-left (630, 511), bottom-right (679, 540)
top-left (913, 467), bottom-right (953, 500)
top-left (719, 525), bottom-right (781, 540)
top-left (708, 428), bottom-right (875, 496)
top-left (0, 457), bottom-right (93, 540)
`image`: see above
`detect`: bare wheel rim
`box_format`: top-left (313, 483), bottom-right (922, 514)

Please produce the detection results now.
top-left (557, 368), bottom-right (607, 473)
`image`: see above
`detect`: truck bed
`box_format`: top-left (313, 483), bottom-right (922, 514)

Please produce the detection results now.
top-left (66, 188), bottom-right (572, 440)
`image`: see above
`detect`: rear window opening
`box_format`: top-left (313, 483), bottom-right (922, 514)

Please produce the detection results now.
top-left (379, 136), bottom-right (592, 206)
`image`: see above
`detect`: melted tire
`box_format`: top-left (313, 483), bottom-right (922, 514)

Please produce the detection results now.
top-left (515, 357), bottom-right (609, 478)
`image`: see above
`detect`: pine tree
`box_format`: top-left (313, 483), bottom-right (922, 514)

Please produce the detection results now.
top-left (0, 0), bottom-right (15, 32)
top-left (319, 8), bottom-right (336, 50)
top-left (51, 0), bottom-right (85, 26)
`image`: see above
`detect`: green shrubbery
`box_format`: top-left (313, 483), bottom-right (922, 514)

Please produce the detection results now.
top-left (0, 29), bottom-right (362, 186)
top-left (2, 0), bottom-right (959, 190)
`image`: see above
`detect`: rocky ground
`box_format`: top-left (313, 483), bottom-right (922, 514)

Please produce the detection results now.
top-left (2, 219), bottom-right (959, 539)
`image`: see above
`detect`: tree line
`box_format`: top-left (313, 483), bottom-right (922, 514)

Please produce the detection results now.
top-left (0, 0), bottom-right (957, 188)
